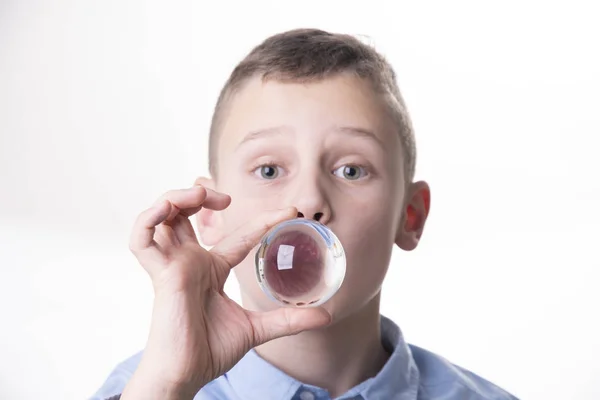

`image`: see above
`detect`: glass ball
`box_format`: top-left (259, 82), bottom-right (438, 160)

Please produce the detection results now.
top-left (255, 218), bottom-right (346, 308)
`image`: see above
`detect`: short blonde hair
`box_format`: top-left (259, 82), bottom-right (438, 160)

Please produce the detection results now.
top-left (209, 28), bottom-right (416, 182)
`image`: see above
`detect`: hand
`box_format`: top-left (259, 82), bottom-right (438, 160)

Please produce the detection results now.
top-left (121, 185), bottom-right (332, 400)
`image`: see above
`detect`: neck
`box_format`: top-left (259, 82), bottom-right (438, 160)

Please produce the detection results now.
top-left (252, 294), bottom-right (390, 398)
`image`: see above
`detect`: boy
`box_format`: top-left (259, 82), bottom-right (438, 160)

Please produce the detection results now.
top-left (92, 29), bottom-right (517, 400)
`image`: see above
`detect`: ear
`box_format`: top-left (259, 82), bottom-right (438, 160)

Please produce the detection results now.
top-left (194, 176), bottom-right (226, 247)
top-left (396, 181), bottom-right (431, 251)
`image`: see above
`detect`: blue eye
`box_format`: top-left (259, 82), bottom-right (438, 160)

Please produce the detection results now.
top-left (333, 165), bottom-right (367, 180)
top-left (254, 164), bottom-right (280, 179)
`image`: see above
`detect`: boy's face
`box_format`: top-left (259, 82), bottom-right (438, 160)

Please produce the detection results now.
top-left (198, 73), bottom-right (429, 320)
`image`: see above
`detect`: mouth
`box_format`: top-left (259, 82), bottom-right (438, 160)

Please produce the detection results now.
top-left (263, 230), bottom-right (324, 298)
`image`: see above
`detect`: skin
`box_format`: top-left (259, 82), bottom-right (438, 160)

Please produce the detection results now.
top-left (122, 73), bottom-right (430, 400)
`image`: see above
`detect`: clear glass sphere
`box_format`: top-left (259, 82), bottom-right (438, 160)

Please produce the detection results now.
top-left (255, 218), bottom-right (346, 308)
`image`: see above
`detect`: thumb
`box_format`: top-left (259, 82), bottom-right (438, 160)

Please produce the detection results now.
top-left (247, 307), bottom-right (332, 345)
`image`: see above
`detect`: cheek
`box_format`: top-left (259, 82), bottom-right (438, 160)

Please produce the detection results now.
top-left (342, 204), bottom-right (397, 267)
top-left (333, 190), bottom-right (399, 294)
top-left (334, 180), bottom-right (399, 225)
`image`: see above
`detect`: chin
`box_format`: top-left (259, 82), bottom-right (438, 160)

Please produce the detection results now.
top-left (322, 284), bottom-right (382, 325)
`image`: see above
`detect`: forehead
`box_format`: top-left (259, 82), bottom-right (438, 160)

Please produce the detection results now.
top-left (217, 73), bottom-right (400, 159)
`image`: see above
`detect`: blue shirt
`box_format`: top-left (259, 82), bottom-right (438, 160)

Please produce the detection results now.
top-left (91, 316), bottom-right (518, 400)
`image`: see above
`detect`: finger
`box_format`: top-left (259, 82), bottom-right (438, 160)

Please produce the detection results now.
top-left (155, 223), bottom-right (180, 247)
top-left (157, 186), bottom-right (207, 221)
top-left (157, 186), bottom-right (231, 219)
top-left (130, 200), bottom-right (171, 253)
top-left (170, 214), bottom-right (198, 244)
top-left (210, 207), bottom-right (297, 268)
top-left (179, 187), bottom-right (231, 217)
top-left (248, 307), bottom-right (332, 345)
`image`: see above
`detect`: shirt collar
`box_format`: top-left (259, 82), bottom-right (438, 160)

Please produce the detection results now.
top-left (225, 346), bottom-right (301, 400)
top-left (225, 315), bottom-right (420, 400)
top-left (355, 315), bottom-right (420, 400)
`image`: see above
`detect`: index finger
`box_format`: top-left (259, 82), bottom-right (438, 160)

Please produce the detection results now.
top-left (210, 206), bottom-right (298, 268)
top-left (181, 186), bottom-right (231, 216)
top-left (129, 199), bottom-right (171, 253)
top-left (156, 186), bottom-right (231, 218)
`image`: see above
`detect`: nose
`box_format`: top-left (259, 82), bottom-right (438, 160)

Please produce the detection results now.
top-left (291, 177), bottom-right (332, 224)
top-left (297, 210), bottom-right (324, 221)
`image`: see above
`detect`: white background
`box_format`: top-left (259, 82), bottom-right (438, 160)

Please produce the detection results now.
top-left (1, 1), bottom-right (599, 399)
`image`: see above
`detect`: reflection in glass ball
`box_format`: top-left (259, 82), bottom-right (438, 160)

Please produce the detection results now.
top-left (255, 218), bottom-right (346, 308)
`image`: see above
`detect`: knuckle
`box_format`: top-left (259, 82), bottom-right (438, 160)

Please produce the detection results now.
top-left (128, 241), bottom-right (138, 253)
top-left (133, 210), bottom-right (145, 224)
top-left (239, 234), bottom-right (254, 251)
top-left (158, 189), bottom-right (176, 202)
top-left (128, 241), bottom-right (143, 256)
top-left (135, 207), bottom-right (152, 226)
top-left (190, 186), bottom-right (207, 203)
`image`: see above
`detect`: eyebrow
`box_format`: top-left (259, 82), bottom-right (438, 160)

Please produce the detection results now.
top-left (235, 125), bottom-right (384, 149)
top-left (236, 126), bottom-right (293, 149)
top-left (333, 126), bottom-right (385, 148)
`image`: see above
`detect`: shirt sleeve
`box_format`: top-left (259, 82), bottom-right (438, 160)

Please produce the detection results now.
top-left (89, 352), bottom-right (142, 400)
